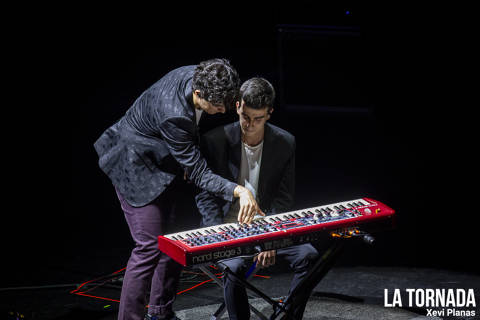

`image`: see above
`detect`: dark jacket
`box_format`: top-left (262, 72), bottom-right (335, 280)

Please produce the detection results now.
top-left (196, 121), bottom-right (295, 226)
top-left (94, 65), bottom-right (237, 207)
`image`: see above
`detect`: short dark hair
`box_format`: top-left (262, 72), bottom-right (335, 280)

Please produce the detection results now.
top-left (239, 77), bottom-right (275, 111)
top-left (192, 58), bottom-right (240, 111)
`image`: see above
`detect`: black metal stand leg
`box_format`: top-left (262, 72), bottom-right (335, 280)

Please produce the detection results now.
top-left (271, 238), bottom-right (347, 320)
top-left (210, 287), bottom-right (269, 320)
top-left (205, 264), bottom-right (273, 320)
top-left (211, 301), bottom-right (226, 320)
top-left (222, 267), bottom-right (292, 320)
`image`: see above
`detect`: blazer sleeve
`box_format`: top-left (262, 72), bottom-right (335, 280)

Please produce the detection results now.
top-left (269, 138), bottom-right (296, 214)
top-left (194, 131), bottom-right (229, 227)
top-left (158, 116), bottom-right (236, 202)
top-left (195, 188), bottom-right (226, 227)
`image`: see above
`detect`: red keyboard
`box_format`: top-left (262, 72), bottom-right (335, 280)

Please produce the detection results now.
top-left (158, 198), bottom-right (395, 266)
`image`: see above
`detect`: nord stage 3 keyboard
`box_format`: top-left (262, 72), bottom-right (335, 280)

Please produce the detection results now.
top-left (158, 198), bottom-right (395, 266)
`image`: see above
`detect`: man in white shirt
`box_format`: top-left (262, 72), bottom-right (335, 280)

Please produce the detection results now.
top-left (196, 77), bottom-right (319, 320)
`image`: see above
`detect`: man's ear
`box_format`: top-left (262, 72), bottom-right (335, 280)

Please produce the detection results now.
top-left (236, 101), bottom-right (241, 114)
top-left (267, 108), bottom-right (274, 118)
top-left (194, 90), bottom-right (201, 97)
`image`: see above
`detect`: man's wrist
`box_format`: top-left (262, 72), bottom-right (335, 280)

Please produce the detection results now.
top-left (233, 185), bottom-right (246, 198)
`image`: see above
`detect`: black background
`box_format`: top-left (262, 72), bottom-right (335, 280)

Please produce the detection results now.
top-left (4, 3), bottom-right (476, 287)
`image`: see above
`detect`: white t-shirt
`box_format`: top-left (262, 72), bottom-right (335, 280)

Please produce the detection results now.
top-left (195, 109), bottom-right (203, 125)
top-left (224, 140), bottom-right (264, 223)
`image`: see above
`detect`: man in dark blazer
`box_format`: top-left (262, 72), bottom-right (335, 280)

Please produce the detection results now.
top-left (196, 77), bottom-right (319, 320)
top-left (94, 59), bottom-right (263, 320)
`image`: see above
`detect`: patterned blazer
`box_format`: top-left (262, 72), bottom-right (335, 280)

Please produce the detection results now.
top-left (94, 65), bottom-right (236, 207)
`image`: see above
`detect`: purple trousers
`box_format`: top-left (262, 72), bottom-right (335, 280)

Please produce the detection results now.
top-left (116, 187), bottom-right (184, 320)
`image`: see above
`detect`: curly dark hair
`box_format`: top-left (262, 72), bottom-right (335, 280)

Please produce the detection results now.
top-left (192, 58), bottom-right (240, 111)
top-left (239, 77), bottom-right (275, 111)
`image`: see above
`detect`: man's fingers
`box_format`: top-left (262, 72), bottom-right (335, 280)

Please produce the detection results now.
top-left (245, 211), bottom-right (254, 224)
top-left (251, 251), bottom-right (275, 268)
top-left (239, 201), bottom-right (255, 224)
top-left (240, 206), bottom-right (253, 223)
top-left (249, 203), bottom-right (258, 222)
top-left (238, 206), bottom-right (246, 224)
top-left (257, 206), bottom-right (266, 216)
top-left (238, 189), bottom-right (264, 223)
top-left (255, 252), bottom-right (274, 268)
top-left (260, 254), bottom-right (267, 267)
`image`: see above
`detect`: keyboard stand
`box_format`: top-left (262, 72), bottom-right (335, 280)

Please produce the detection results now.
top-left (214, 264), bottom-right (289, 320)
top-left (270, 237), bottom-right (348, 319)
top-left (200, 254), bottom-right (282, 320)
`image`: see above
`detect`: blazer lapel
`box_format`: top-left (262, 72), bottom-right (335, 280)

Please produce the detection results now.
top-left (258, 124), bottom-right (274, 206)
top-left (227, 122), bottom-right (242, 181)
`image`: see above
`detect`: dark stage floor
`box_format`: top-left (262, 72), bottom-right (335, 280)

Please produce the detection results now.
top-left (2, 242), bottom-right (479, 319)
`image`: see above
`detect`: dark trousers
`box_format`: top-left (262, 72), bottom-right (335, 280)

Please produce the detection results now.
top-left (220, 244), bottom-right (319, 320)
top-left (115, 187), bottom-right (184, 320)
